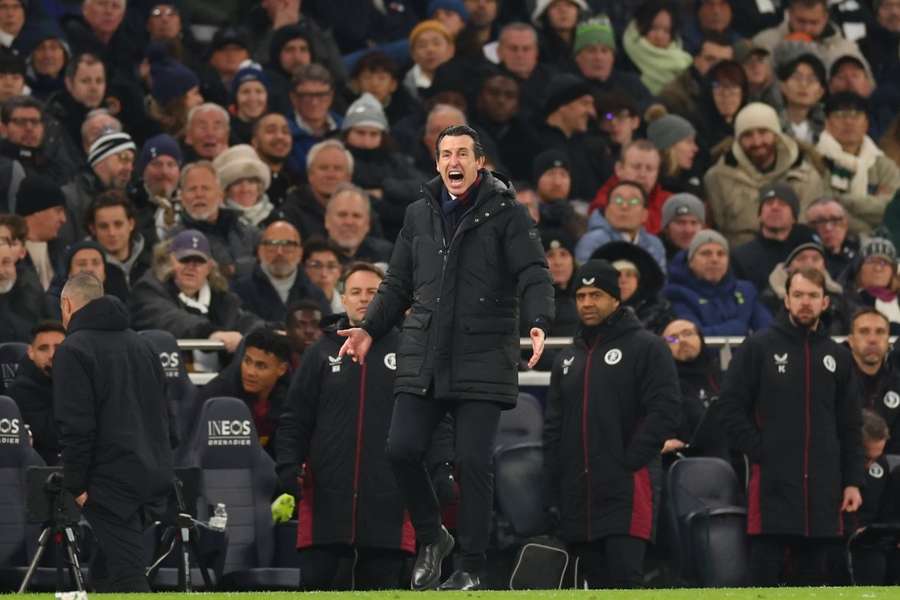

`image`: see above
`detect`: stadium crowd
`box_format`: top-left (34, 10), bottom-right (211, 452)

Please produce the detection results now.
top-left (2, 0), bottom-right (900, 591)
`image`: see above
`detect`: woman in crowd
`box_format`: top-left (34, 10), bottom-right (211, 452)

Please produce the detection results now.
top-left (229, 64), bottom-right (270, 145)
top-left (623, 0), bottom-right (692, 95)
top-left (212, 144), bottom-right (274, 228)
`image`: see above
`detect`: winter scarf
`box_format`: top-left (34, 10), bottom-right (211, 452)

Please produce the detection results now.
top-left (622, 21), bottom-right (692, 95)
top-left (817, 129), bottom-right (883, 198)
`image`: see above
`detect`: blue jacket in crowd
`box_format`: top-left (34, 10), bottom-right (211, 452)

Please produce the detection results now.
top-left (574, 211), bottom-right (667, 272)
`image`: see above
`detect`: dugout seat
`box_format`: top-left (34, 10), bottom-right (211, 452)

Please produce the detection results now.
top-left (666, 457), bottom-right (749, 587)
top-left (0, 343), bottom-right (27, 396)
top-left (182, 396), bottom-right (299, 590)
top-left (494, 393), bottom-right (543, 455)
top-left (493, 442), bottom-right (546, 547)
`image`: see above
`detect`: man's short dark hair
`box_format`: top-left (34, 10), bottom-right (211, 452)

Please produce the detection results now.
top-left (302, 237), bottom-right (343, 264)
top-left (0, 213), bottom-right (27, 242)
top-left (1, 95), bottom-right (43, 124)
top-left (337, 261), bottom-right (384, 294)
top-left (785, 267), bottom-right (826, 294)
top-left (607, 179), bottom-right (648, 207)
top-left (351, 50), bottom-right (399, 80)
top-left (243, 328), bottom-right (292, 363)
top-left (862, 408), bottom-right (890, 442)
top-left (251, 111), bottom-right (289, 138)
top-left (789, 0), bottom-right (827, 9)
top-left (65, 52), bottom-right (103, 80)
top-left (850, 307), bottom-right (890, 332)
top-left (434, 124), bottom-right (484, 161)
top-left (291, 63), bottom-right (333, 91)
top-left (285, 299), bottom-right (323, 327)
top-left (698, 31), bottom-right (733, 52)
top-left (30, 320), bottom-right (66, 341)
top-left (85, 190), bottom-right (136, 230)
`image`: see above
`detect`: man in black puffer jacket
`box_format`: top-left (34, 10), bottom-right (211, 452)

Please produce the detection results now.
top-left (718, 267), bottom-right (865, 587)
top-left (53, 273), bottom-right (174, 592)
top-left (338, 125), bottom-right (555, 591)
top-left (544, 259), bottom-right (680, 588)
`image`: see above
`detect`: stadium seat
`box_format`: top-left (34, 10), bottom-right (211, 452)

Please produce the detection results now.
top-left (666, 457), bottom-right (749, 587)
top-left (493, 442), bottom-right (546, 547)
top-left (138, 330), bottom-right (198, 457)
top-left (885, 454), bottom-right (900, 473)
top-left (181, 396), bottom-right (300, 590)
top-left (0, 343), bottom-right (27, 396)
top-left (494, 393), bottom-right (543, 455)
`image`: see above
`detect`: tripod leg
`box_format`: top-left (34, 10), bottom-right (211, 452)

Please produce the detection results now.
top-left (187, 532), bottom-right (214, 589)
top-left (180, 526), bottom-right (191, 592)
top-left (63, 527), bottom-right (86, 592)
top-left (17, 527), bottom-right (51, 593)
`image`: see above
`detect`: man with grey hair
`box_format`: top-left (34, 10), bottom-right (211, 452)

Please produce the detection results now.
top-left (497, 23), bottom-right (553, 118)
top-left (287, 63), bottom-right (340, 178)
top-left (0, 240), bottom-right (43, 342)
top-left (54, 271), bottom-right (174, 592)
top-left (325, 183), bottom-right (393, 266)
top-left (805, 196), bottom-right (861, 279)
top-left (184, 102), bottom-right (230, 161)
top-left (80, 108), bottom-right (121, 154)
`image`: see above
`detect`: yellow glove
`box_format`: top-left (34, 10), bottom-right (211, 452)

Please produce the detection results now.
top-left (271, 493), bottom-right (295, 523)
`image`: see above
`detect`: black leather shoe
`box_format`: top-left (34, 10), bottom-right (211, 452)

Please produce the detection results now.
top-left (438, 569), bottom-right (481, 591)
top-left (411, 525), bottom-right (454, 590)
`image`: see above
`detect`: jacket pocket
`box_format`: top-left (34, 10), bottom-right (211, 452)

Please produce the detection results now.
top-left (397, 311), bottom-right (432, 377)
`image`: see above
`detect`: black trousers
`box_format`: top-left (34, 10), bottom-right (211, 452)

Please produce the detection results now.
top-left (749, 535), bottom-right (834, 586)
top-left (570, 535), bottom-right (647, 589)
top-left (298, 545), bottom-right (410, 590)
top-left (82, 502), bottom-right (151, 593)
top-left (386, 392), bottom-right (501, 572)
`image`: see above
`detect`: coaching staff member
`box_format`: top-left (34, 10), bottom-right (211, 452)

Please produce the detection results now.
top-left (718, 268), bottom-right (865, 586)
top-left (544, 259), bottom-right (680, 588)
top-left (54, 273), bottom-right (174, 592)
top-left (338, 125), bottom-right (555, 591)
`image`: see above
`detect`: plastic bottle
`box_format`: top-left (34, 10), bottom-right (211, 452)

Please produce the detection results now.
top-left (208, 503), bottom-right (228, 531)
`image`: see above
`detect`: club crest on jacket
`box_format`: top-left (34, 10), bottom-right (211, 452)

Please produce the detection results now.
top-left (328, 355), bottom-right (342, 373)
top-left (774, 353), bottom-right (788, 374)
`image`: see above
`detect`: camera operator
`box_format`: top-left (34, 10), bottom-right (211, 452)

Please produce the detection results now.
top-left (53, 272), bottom-right (174, 592)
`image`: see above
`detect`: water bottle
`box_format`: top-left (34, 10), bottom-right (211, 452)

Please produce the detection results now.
top-left (208, 503), bottom-right (227, 531)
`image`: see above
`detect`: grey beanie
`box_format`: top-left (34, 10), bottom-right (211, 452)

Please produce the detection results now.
top-left (647, 114), bottom-right (696, 151)
top-left (342, 92), bottom-right (388, 132)
top-left (688, 229), bottom-right (729, 262)
top-left (661, 193), bottom-right (705, 228)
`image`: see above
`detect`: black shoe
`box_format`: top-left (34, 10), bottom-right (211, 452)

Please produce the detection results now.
top-left (411, 525), bottom-right (454, 590)
top-left (438, 569), bottom-right (481, 591)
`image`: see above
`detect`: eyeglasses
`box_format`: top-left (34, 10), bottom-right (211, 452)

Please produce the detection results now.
top-left (610, 195), bottom-right (642, 207)
top-left (293, 90), bottom-right (332, 101)
top-left (864, 257), bottom-right (894, 269)
top-left (150, 6), bottom-right (178, 17)
top-left (260, 239), bottom-right (300, 250)
top-left (664, 329), bottom-right (698, 343)
top-left (9, 117), bottom-right (41, 127)
top-left (829, 109), bottom-right (865, 120)
top-left (306, 260), bottom-right (341, 271)
top-left (808, 216), bottom-right (845, 228)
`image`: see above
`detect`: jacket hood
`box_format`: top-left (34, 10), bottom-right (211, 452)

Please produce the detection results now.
top-left (66, 295), bottom-right (130, 334)
top-left (575, 305), bottom-right (643, 347)
top-left (768, 263), bottom-right (843, 299)
top-left (591, 240), bottom-right (664, 300)
top-left (106, 233), bottom-right (146, 274)
top-left (731, 129), bottom-right (800, 182)
top-left (268, 25), bottom-right (315, 76)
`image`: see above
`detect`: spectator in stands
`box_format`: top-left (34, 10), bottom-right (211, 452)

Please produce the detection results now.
top-left (63, 130), bottom-right (135, 239)
top-left (847, 308), bottom-right (900, 453)
top-left (758, 241), bottom-right (851, 333)
top-left (543, 258), bottom-right (680, 588)
top-left (818, 92), bottom-right (900, 234)
top-left (252, 112), bottom-right (295, 207)
top-left (705, 102), bottom-right (825, 245)
top-left (212, 144), bottom-right (274, 228)
top-left (45, 53), bottom-right (106, 158)
top-left (25, 22), bottom-right (70, 100)
top-left (532, 150), bottom-right (584, 241)
top-left (540, 229), bottom-right (579, 340)
top-left (86, 191), bottom-right (152, 289)
top-left (588, 140), bottom-right (669, 236)
top-left (839, 238), bottom-right (900, 334)
top-left (341, 93), bottom-right (425, 242)
top-left (129, 133), bottom-right (182, 245)
top-left (682, 0), bottom-right (741, 54)
top-left (303, 238), bottom-right (345, 314)
top-left (129, 229), bottom-right (260, 352)
top-left (0, 95), bottom-right (79, 183)
top-left (43, 240), bottom-right (128, 319)
top-left (0, 51), bottom-right (26, 104)
top-left (197, 327), bottom-right (290, 457)
top-left (595, 92), bottom-right (642, 157)
top-left (573, 17), bottom-right (654, 111)
top-left (532, 0), bottom-right (588, 71)
top-left (594, 241), bottom-right (674, 332)
top-left (646, 112), bottom-right (702, 196)
top-left (516, 183), bottom-right (541, 223)
top-left (0, 0), bottom-right (26, 52)
top-left (731, 182), bottom-right (817, 292)
top-left (429, 0), bottom-right (467, 37)
top-left (577, 180), bottom-right (666, 270)
top-left (171, 161), bottom-right (260, 277)
top-left (197, 26), bottom-right (251, 107)
top-left (407, 103), bottom-right (466, 175)
top-left (735, 39), bottom-right (780, 109)
top-left (145, 47), bottom-right (203, 141)
top-left (622, 1), bottom-right (695, 95)
top-left (0, 239), bottom-right (41, 341)
top-left (144, 2), bottom-right (199, 61)
top-left (261, 24), bottom-right (314, 114)
top-left (7, 320), bottom-right (65, 465)
top-left (496, 23), bottom-right (554, 120)
top-left (0, 212), bottom-right (26, 263)
top-left (659, 193), bottom-right (705, 261)
top-left (665, 229), bottom-right (772, 335)
top-left (183, 102), bottom-right (229, 161)
top-left (718, 267), bottom-right (863, 586)
top-left (659, 318), bottom-right (728, 461)
top-left (658, 32), bottom-right (734, 128)
top-left (696, 59), bottom-right (749, 157)
top-left (285, 298), bottom-right (323, 368)
top-left (805, 197), bottom-right (859, 279)
top-left (79, 107), bottom-right (119, 154)
top-left (15, 175), bottom-right (69, 290)
top-left (349, 51), bottom-right (418, 128)
top-left (228, 64), bottom-right (269, 145)
top-left (404, 20), bottom-right (455, 101)
top-left (825, 47), bottom-right (893, 140)
top-left (775, 44), bottom-right (827, 144)
top-left (286, 64), bottom-right (342, 179)
top-left (535, 73), bottom-right (612, 201)
top-left (279, 139), bottom-right (353, 242)
top-left (277, 262), bottom-right (416, 590)
top-left (325, 184), bottom-right (392, 265)
top-left (753, 0), bottom-right (858, 56)
top-left (233, 220), bottom-right (329, 323)
top-left (62, 0), bottom-right (141, 86)
top-left (858, 0), bottom-right (900, 87)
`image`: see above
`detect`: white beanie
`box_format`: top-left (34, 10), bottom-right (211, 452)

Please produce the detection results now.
top-left (734, 102), bottom-right (782, 138)
top-left (212, 144), bottom-right (271, 192)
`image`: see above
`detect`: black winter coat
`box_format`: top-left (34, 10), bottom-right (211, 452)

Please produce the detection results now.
top-left (8, 356), bottom-right (59, 465)
top-left (0, 277), bottom-right (43, 343)
top-left (232, 262), bottom-right (331, 324)
top-left (172, 209), bottom-right (261, 276)
top-left (718, 314), bottom-right (865, 537)
top-left (844, 456), bottom-right (898, 533)
top-left (361, 171), bottom-right (555, 405)
top-left (53, 296), bottom-right (174, 519)
top-left (275, 319), bottom-right (415, 552)
top-left (543, 308), bottom-right (681, 543)
top-left (852, 361), bottom-right (900, 455)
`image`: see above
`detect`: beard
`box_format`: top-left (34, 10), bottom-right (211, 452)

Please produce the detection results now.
top-left (792, 311), bottom-right (819, 328)
top-left (0, 277), bottom-right (14, 294)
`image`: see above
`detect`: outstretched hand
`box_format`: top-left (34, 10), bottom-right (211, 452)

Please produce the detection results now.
top-left (841, 485), bottom-right (862, 512)
top-left (527, 327), bottom-right (546, 369)
top-left (337, 327), bottom-right (373, 364)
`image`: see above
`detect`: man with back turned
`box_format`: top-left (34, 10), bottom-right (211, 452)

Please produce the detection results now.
top-left (53, 272), bottom-right (174, 592)
top-left (338, 124), bottom-right (555, 590)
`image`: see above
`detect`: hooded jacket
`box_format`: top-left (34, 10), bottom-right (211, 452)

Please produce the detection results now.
top-left (276, 316), bottom-right (415, 551)
top-left (543, 308), bottom-right (681, 542)
top-left (717, 313), bottom-right (865, 537)
top-left (53, 295), bottom-right (174, 518)
top-left (43, 240), bottom-right (130, 320)
top-left (671, 343), bottom-right (727, 459)
top-left (731, 225), bottom-right (818, 293)
top-left (8, 355), bottom-right (59, 465)
top-left (575, 211), bottom-right (666, 272)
